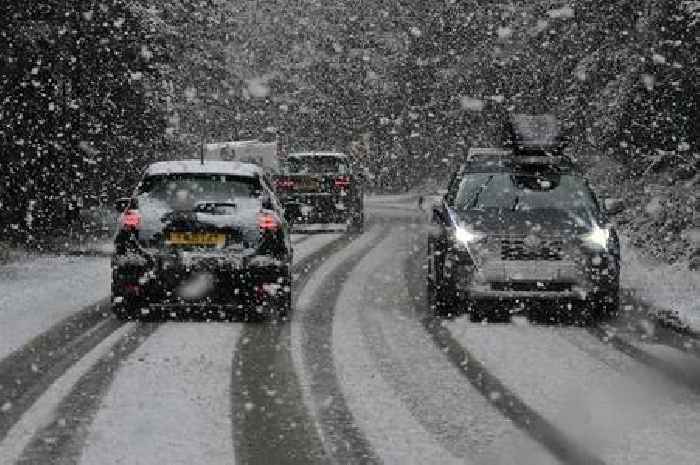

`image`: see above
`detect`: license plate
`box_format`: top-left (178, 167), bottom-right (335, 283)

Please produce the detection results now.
top-left (301, 205), bottom-right (314, 216)
top-left (166, 232), bottom-right (226, 247)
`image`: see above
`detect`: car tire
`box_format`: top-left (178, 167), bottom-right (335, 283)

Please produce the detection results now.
top-left (278, 288), bottom-right (292, 321)
top-left (112, 296), bottom-right (141, 321)
top-left (467, 298), bottom-right (488, 323)
top-left (253, 270), bottom-right (292, 322)
top-left (349, 212), bottom-right (364, 234)
top-left (427, 241), bottom-right (457, 318)
top-left (591, 286), bottom-right (620, 322)
top-left (428, 280), bottom-right (456, 318)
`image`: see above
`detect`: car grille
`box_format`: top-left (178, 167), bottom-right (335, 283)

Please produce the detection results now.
top-left (500, 237), bottom-right (563, 261)
top-left (491, 282), bottom-right (572, 292)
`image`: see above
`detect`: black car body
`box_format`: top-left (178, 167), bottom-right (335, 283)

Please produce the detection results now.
top-left (428, 154), bottom-right (620, 322)
top-left (273, 152), bottom-right (364, 232)
top-left (111, 160), bottom-right (293, 320)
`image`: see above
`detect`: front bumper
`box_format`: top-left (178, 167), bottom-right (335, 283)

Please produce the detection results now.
top-left (449, 257), bottom-right (618, 301)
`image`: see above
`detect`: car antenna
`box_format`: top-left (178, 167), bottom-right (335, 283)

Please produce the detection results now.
top-left (200, 112), bottom-right (206, 165)
top-left (200, 126), bottom-right (205, 165)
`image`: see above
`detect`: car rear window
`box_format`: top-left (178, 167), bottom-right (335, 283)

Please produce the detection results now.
top-left (284, 156), bottom-right (348, 174)
top-left (138, 174), bottom-right (262, 202)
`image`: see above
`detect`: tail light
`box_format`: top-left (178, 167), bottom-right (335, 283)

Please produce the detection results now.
top-left (275, 179), bottom-right (295, 189)
top-left (257, 212), bottom-right (280, 231)
top-left (120, 209), bottom-right (142, 231)
top-left (334, 176), bottom-right (351, 188)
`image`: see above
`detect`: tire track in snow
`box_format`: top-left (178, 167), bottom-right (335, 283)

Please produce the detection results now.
top-left (15, 323), bottom-right (158, 465)
top-left (0, 299), bottom-right (117, 441)
top-left (586, 325), bottom-right (700, 392)
top-left (402, 238), bottom-right (608, 465)
top-left (0, 323), bottom-right (134, 465)
top-left (232, 231), bottom-right (356, 465)
top-left (12, 233), bottom-right (348, 465)
top-left (0, 231), bottom-right (340, 449)
top-left (291, 234), bottom-right (313, 245)
top-left (290, 225), bottom-right (390, 465)
top-left (615, 289), bottom-right (700, 359)
top-left (349, 230), bottom-right (558, 465)
top-left (77, 324), bottom-right (241, 465)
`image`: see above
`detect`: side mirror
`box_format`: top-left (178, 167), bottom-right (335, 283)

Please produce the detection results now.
top-left (431, 205), bottom-right (445, 225)
top-left (262, 196), bottom-right (274, 210)
top-left (604, 198), bottom-right (625, 216)
top-left (115, 197), bottom-right (134, 213)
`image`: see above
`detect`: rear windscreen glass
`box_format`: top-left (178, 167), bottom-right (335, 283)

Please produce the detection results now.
top-left (284, 156), bottom-right (348, 174)
top-left (138, 174), bottom-right (262, 202)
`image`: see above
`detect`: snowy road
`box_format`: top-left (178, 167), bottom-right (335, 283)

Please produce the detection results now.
top-left (2, 196), bottom-right (700, 464)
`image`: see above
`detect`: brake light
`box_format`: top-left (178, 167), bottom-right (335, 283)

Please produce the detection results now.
top-left (257, 212), bottom-right (280, 231)
top-left (275, 179), bottom-right (295, 189)
top-left (120, 210), bottom-right (141, 230)
top-left (334, 176), bottom-right (351, 188)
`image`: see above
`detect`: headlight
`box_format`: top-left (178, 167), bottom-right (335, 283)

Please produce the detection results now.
top-left (581, 224), bottom-right (610, 250)
top-left (454, 225), bottom-right (486, 246)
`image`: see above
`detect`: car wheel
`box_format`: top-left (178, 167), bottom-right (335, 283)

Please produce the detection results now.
top-left (467, 298), bottom-right (488, 322)
top-left (278, 288), bottom-right (292, 320)
top-left (253, 270), bottom-right (292, 322)
top-left (349, 212), bottom-right (364, 234)
top-left (591, 286), bottom-right (620, 322)
top-left (430, 282), bottom-right (456, 318)
top-left (112, 296), bottom-right (141, 321)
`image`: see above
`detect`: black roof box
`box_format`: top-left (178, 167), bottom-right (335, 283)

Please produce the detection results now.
top-left (503, 114), bottom-right (564, 155)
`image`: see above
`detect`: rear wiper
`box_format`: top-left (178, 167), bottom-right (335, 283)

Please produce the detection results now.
top-left (193, 202), bottom-right (237, 213)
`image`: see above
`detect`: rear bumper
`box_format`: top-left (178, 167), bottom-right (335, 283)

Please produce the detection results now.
top-left (465, 286), bottom-right (584, 300)
top-left (291, 223), bottom-right (349, 233)
top-left (280, 193), bottom-right (362, 224)
top-left (111, 252), bottom-right (289, 306)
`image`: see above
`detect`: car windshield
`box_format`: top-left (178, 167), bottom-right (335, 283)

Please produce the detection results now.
top-left (456, 173), bottom-right (598, 212)
top-left (138, 174), bottom-right (262, 203)
top-left (284, 156), bottom-right (348, 174)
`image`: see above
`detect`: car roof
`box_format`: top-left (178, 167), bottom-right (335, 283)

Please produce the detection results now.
top-left (466, 147), bottom-right (513, 161)
top-left (145, 160), bottom-right (263, 177)
top-left (287, 152), bottom-right (348, 158)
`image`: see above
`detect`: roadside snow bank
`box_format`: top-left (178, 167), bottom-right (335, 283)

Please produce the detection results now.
top-left (621, 236), bottom-right (700, 332)
top-left (0, 255), bottom-right (111, 360)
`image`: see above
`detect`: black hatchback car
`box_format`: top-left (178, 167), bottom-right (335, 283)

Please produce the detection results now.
top-left (427, 154), bottom-right (621, 323)
top-left (111, 160), bottom-right (293, 320)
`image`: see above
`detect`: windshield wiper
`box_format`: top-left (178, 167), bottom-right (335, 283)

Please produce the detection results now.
top-left (465, 175), bottom-right (494, 210)
top-left (193, 202), bottom-right (237, 213)
top-left (511, 196), bottom-right (520, 211)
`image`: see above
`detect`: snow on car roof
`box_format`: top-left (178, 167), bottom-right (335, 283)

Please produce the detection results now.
top-left (145, 160), bottom-right (263, 177)
top-left (467, 147), bottom-right (513, 160)
top-left (287, 152), bottom-right (348, 158)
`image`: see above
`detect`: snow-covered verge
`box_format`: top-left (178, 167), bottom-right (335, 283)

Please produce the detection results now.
top-left (621, 236), bottom-right (700, 333)
top-left (0, 238), bottom-right (114, 266)
top-left (0, 255), bottom-right (111, 361)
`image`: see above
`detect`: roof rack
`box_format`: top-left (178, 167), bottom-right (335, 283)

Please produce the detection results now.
top-left (511, 155), bottom-right (569, 165)
top-left (460, 153), bottom-right (577, 175)
top-left (466, 147), bottom-right (513, 161)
